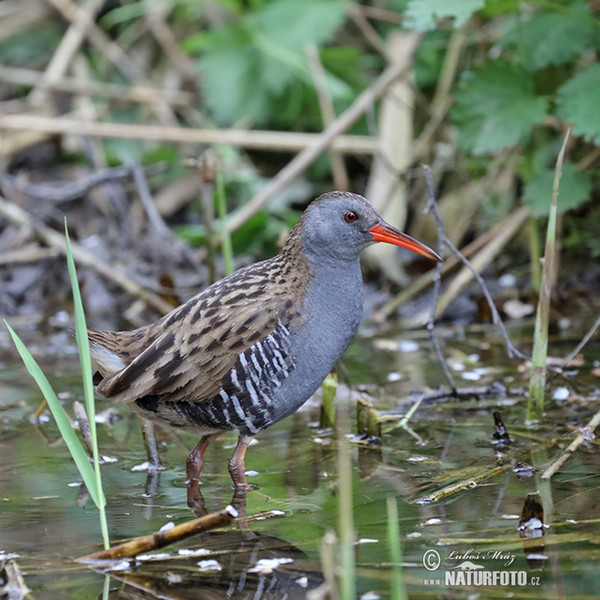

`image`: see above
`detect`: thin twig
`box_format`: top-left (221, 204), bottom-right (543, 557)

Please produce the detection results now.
top-left (348, 3), bottom-right (404, 25)
top-left (130, 163), bottom-right (204, 275)
top-left (130, 163), bottom-right (172, 237)
top-left (44, 0), bottom-right (179, 127)
top-left (144, 0), bottom-right (200, 86)
top-left (44, 0), bottom-right (151, 85)
top-left (444, 235), bottom-right (530, 361)
top-left (347, 4), bottom-right (389, 58)
top-left (559, 313), bottom-right (600, 370)
top-left (422, 166), bottom-right (529, 362)
top-left (0, 65), bottom-right (193, 105)
top-left (30, 0), bottom-right (104, 103)
top-left (423, 166), bottom-right (457, 395)
top-left (305, 44), bottom-right (349, 190)
top-left (370, 205), bottom-right (530, 323)
top-left (1, 166), bottom-right (134, 202)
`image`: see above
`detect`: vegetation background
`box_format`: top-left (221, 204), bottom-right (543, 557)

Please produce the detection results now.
top-left (0, 0), bottom-right (598, 327)
top-left (1, 3), bottom-right (599, 597)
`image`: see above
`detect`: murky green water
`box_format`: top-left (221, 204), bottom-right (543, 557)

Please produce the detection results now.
top-left (1, 324), bottom-right (599, 599)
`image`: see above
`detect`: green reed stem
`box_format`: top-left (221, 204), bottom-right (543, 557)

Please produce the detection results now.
top-left (216, 170), bottom-right (234, 276)
top-left (338, 411), bottom-right (356, 600)
top-left (387, 497), bottom-right (407, 600)
top-left (528, 129), bottom-right (570, 421)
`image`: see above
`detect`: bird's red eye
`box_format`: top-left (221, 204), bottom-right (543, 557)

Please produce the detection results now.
top-left (345, 211), bottom-right (358, 223)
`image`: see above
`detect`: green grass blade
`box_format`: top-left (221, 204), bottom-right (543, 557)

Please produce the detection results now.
top-left (64, 223), bottom-right (97, 443)
top-left (337, 416), bottom-right (356, 600)
top-left (4, 321), bottom-right (100, 507)
top-left (387, 497), bottom-right (407, 600)
top-left (64, 222), bottom-right (109, 548)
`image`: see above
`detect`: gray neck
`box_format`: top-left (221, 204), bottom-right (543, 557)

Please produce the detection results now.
top-left (291, 251), bottom-right (363, 386)
top-left (264, 246), bottom-right (366, 424)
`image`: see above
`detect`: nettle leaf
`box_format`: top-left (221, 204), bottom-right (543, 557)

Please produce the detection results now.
top-left (199, 26), bottom-right (268, 123)
top-left (452, 61), bottom-right (548, 155)
top-left (505, 2), bottom-right (595, 71)
top-left (404, 0), bottom-right (485, 31)
top-left (523, 163), bottom-right (592, 217)
top-left (197, 0), bottom-right (347, 125)
top-left (255, 0), bottom-right (347, 52)
top-left (557, 64), bottom-right (600, 146)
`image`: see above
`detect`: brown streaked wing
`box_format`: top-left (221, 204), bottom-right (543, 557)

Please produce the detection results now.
top-left (88, 327), bottom-right (159, 374)
top-left (95, 272), bottom-right (303, 405)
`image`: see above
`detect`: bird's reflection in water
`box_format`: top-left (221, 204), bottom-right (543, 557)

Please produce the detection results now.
top-left (110, 454), bottom-right (325, 600)
top-left (105, 529), bottom-right (325, 600)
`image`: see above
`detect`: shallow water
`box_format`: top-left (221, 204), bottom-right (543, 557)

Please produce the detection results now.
top-left (1, 323), bottom-right (599, 599)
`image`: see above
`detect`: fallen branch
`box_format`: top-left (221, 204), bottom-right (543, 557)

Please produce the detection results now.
top-left (412, 463), bottom-right (512, 505)
top-left (77, 505), bottom-right (237, 561)
top-left (1, 166), bottom-right (134, 202)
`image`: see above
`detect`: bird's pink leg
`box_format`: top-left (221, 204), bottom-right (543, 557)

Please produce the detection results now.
top-left (186, 434), bottom-right (216, 482)
top-left (228, 436), bottom-right (252, 490)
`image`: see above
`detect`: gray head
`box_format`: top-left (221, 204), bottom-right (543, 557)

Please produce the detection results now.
top-left (293, 191), bottom-right (442, 264)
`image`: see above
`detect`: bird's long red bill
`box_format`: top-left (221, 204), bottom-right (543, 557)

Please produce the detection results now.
top-left (369, 222), bottom-right (442, 262)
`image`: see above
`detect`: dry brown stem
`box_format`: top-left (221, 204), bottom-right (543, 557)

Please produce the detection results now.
top-left (0, 65), bottom-right (194, 106)
top-left (0, 114), bottom-right (376, 155)
top-left (305, 44), bottom-right (349, 191)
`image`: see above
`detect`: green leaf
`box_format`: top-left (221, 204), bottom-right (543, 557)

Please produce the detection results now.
top-left (452, 60), bottom-right (548, 155)
top-left (198, 25), bottom-right (267, 124)
top-left (65, 225), bottom-right (95, 435)
top-left (556, 64), bottom-right (600, 146)
top-left (504, 2), bottom-right (596, 71)
top-left (196, 0), bottom-right (347, 125)
top-left (4, 321), bottom-right (101, 508)
top-left (522, 163), bottom-right (592, 217)
top-left (254, 0), bottom-right (347, 52)
top-left (404, 0), bottom-right (485, 31)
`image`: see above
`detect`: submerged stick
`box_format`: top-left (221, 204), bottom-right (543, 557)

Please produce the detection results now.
top-left (413, 464), bottom-right (512, 505)
top-left (78, 506), bottom-right (237, 561)
top-left (541, 409), bottom-right (600, 480)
